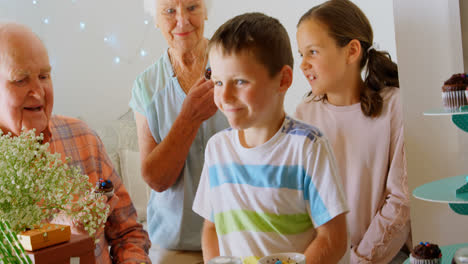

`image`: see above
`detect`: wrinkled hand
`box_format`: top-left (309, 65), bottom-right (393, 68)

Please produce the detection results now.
top-left (180, 77), bottom-right (218, 123)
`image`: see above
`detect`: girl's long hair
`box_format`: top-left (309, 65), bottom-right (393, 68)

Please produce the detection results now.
top-left (298, 0), bottom-right (399, 117)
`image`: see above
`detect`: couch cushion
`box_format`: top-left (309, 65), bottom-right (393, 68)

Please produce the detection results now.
top-left (119, 149), bottom-right (151, 222)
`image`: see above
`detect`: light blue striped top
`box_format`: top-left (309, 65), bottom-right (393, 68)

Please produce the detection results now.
top-left (193, 116), bottom-right (349, 262)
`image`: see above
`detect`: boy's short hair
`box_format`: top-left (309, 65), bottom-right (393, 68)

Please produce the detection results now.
top-left (208, 12), bottom-right (293, 77)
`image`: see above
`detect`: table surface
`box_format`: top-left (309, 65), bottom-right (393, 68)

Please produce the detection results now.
top-left (403, 243), bottom-right (468, 264)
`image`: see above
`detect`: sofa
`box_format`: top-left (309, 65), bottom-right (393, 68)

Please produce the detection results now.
top-left (90, 110), bottom-right (204, 262)
top-left (89, 109), bottom-right (151, 224)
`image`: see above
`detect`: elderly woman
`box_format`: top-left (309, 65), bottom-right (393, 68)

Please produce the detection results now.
top-left (129, 0), bottom-right (228, 262)
top-left (0, 23), bottom-right (151, 264)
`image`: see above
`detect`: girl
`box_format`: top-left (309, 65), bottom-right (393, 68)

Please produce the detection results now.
top-left (294, 0), bottom-right (411, 263)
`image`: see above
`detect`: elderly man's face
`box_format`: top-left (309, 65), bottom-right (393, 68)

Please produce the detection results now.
top-left (0, 28), bottom-right (54, 136)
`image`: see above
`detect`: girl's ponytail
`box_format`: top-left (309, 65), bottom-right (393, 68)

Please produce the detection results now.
top-left (361, 48), bottom-right (399, 117)
top-left (298, 0), bottom-right (400, 118)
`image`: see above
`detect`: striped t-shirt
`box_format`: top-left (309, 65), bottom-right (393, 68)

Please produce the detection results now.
top-left (193, 116), bottom-right (349, 263)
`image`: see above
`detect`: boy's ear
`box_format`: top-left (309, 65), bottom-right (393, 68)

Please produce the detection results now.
top-left (346, 39), bottom-right (362, 65)
top-left (278, 65), bottom-right (293, 93)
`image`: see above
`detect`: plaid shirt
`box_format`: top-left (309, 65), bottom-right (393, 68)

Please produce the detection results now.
top-left (47, 115), bottom-right (151, 264)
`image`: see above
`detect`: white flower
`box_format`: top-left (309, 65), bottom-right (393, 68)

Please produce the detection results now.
top-left (0, 129), bottom-right (108, 239)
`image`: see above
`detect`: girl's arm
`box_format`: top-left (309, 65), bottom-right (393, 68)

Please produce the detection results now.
top-left (202, 220), bottom-right (220, 263)
top-left (304, 213), bottom-right (348, 264)
top-left (351, 94), bottom-right (411, 263)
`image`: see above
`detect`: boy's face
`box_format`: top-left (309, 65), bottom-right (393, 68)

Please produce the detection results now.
top-left (209, 47), bottom-right (284, 130)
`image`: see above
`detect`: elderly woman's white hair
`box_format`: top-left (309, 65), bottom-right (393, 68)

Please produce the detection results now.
top-left (143, 0), bottom-right (211, 21)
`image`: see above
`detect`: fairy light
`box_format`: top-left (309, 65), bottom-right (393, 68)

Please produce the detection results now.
top-left (103, 34), bottom-right (117, 46)
top-left (32, 2), bottom-right (152, 66)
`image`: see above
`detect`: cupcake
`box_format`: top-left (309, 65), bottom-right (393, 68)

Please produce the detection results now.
top-left (442, 73), bottom-right (468, 112)
top-left (95, 178), bottom-right (114, 198)
top-left (410, 242), bottom-right (442, 264)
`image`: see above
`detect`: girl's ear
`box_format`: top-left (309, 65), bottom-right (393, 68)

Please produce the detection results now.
top-left (346, 39), bottom-right (362, 65)
top-left (279, 65), bottom-right (293, 93)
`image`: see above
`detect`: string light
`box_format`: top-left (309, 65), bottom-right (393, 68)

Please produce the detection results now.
top-left (33, 0), bottom-right (152, 65)
top-left (103, 34), bottom-right (117, 46)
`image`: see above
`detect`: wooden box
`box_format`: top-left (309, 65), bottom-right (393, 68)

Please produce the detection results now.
top-left (26, 234), bottom-right (95, 264)
top-left (18, 224), bottom-right (71, 251)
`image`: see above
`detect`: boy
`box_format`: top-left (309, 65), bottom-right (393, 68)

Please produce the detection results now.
top-left (192, 13), bottom-right (349, 264)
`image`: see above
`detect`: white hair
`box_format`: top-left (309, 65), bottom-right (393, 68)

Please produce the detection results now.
top-left (143, 0), bottom-right (211, 20)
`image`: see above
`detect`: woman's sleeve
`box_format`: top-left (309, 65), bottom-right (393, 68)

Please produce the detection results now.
top-left (129, 76), bottom-right (151, 116)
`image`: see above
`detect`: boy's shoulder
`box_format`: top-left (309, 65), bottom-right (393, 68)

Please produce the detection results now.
top-left (281, 116), bottom-right (324, 143)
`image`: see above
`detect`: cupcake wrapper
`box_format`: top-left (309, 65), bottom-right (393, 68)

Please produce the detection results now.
top-left (442, 90), bottom-right (468, 111)
top-left (466, 90), bottom-right (468, 105)
top-left (94, 189), bottom-right (114, 199)
top-left (104, 189), bottom-right (114, 198)
top-left (409, 255), bottom-right (441, 264)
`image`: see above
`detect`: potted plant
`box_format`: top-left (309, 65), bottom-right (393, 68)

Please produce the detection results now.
top-left (0, 129), bottom-right (109, 251)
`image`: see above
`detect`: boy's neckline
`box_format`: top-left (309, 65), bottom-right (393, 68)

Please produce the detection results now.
top-left (235, 115), bottom-right (287, 150)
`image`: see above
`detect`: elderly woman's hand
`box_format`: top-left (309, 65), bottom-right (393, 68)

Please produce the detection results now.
top-left (180, 77), bottom-right (218, 124)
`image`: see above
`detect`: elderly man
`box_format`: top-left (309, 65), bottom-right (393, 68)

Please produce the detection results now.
top-left (0, 23), bottom-right (151, 264)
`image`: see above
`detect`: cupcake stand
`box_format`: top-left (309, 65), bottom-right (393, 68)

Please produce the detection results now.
top-left (404, 107), bottom-right (468, 264)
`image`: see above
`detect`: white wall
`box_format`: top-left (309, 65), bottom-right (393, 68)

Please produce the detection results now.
top-left (461, 0), bottom-right (468, 72)
top-left (394, 0), bottom-right (468, 245)
top-left (0, 0), bottom-right (396, 129)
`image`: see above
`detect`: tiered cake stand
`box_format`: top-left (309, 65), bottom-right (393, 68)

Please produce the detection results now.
top-left (404, 107), bottom-right (468, 264)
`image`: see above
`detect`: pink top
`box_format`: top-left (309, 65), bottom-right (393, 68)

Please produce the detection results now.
top-left (295, 87), bottom-right (411, 263)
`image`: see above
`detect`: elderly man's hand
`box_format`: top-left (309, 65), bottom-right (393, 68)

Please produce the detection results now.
top-left (180, 77), bottom-right (218, 124)
top-left (50, 194), bottom-right (118, 237)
